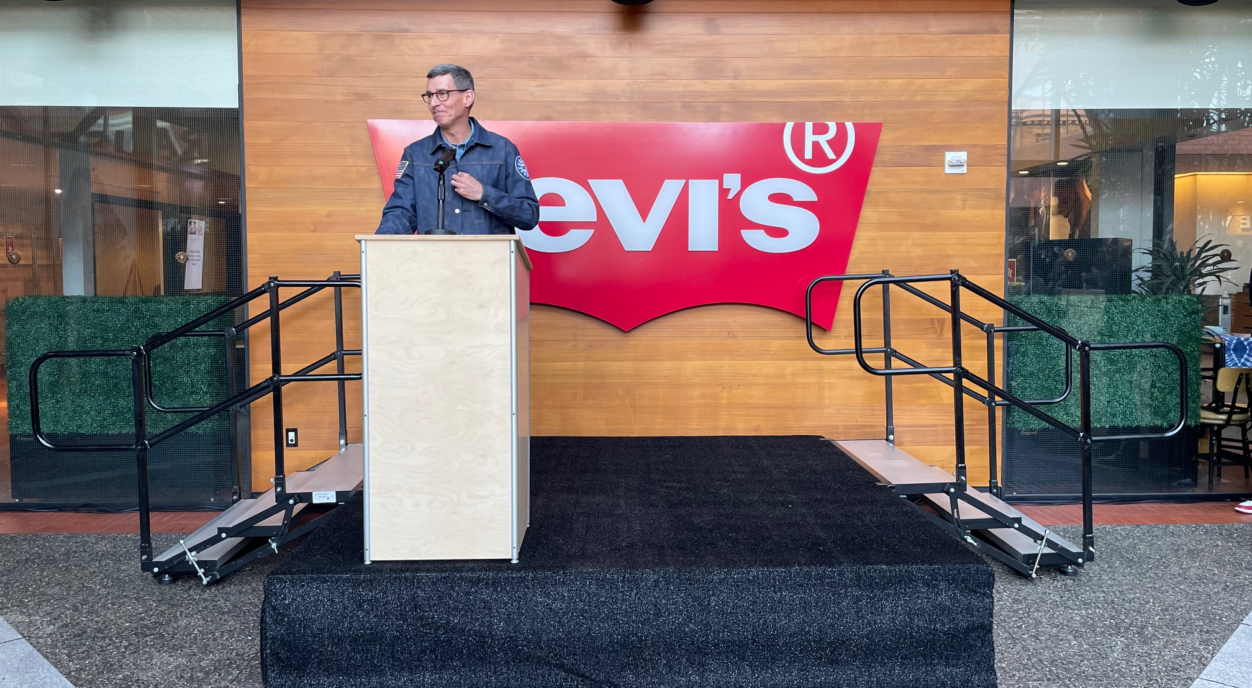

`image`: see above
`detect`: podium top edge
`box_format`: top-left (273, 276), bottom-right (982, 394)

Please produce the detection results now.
top-left (356, 234), bottom-right (531, 270)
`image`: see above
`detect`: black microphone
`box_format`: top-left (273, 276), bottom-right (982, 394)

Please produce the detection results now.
top-left (433, 147), bottom-right (455, 173)
top-left (423, 147), bottom-right (458, 235)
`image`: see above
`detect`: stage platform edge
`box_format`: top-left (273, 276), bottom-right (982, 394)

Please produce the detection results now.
top-left (262, 436), bottom-right (996, 688)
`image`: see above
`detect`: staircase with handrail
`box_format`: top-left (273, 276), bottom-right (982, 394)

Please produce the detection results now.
top-left (29, 272), bottom-right (363, 584)
top-left (807, 270), bottom-right (1189, 577)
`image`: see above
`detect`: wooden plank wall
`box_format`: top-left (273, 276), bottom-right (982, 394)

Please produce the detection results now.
top-left (240, 0), bottom-right (1011, 488)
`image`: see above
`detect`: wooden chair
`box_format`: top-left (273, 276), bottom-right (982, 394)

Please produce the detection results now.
top-left (1200, 366), bottom-right (1252, 491)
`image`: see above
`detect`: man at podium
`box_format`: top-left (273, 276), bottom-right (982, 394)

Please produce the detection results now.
top-left (375, 64), bottom-right (539, 235)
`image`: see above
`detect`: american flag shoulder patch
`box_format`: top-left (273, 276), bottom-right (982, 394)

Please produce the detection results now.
top-left (395, 160), bottom-right (409, 179)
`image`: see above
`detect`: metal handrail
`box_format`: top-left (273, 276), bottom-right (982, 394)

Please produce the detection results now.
top-left (1086, 341), bottom-right (1190, 442)
top-left (959, 278), bottom-right (1081, 348)
top-left (27, 274), bottom-right (363, 570)
top-left (142, 273), bottom-right (361, 414)
top-left (805, 269), bottom-right (1193, 566)
top-left (30, 350), bottom-right (140, 452)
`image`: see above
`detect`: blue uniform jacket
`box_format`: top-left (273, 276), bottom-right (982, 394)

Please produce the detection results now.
top-left (375, 118), bottom-right (539, 235)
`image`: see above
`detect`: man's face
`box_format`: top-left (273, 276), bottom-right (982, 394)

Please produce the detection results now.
top-left (426, 75), bottom-right (473, 127)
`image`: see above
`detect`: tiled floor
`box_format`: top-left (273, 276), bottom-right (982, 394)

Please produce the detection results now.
top-left (1018, 500), bottom-right (1252, 526)
top-left (0, 511), bottom-right (214, 534)
top-left (1192, 609), bottom-right (1252, 688)
top-left (0, 616), bottom-right (74, 688)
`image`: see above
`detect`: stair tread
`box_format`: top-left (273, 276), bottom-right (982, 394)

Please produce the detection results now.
top-left (195, 536), bottom-right (250, 570)
top-left (834, 439), bottom-right (957, 488)
top-left (921, 492), bottom-right (1014, 523)
top-left (983, 525), bottom-right (1058, 557)
top-left (153, 494), bottom-right (277, 562)
top-left (922, 489), bottom-right (1025, 521)
top-left (152, 445), bottom-right (362, 566)
top-left (254, 503), bottom-right (307, 529)
top-left (920, 488), bottom-right (1080, 558)
top-left (983, 520), bottom-right (1082, 559)
top-left (287, 443), bottom-right (363, 495)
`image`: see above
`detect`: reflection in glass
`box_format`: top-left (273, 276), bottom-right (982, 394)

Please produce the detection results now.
top-left (1005, 0), bottom-right (1252, 500)
top-left (0, 107), bottom-right (242, 507)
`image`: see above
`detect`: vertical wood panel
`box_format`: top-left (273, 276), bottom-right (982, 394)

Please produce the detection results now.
top-left (241, 0), bottom-right (1011, 486)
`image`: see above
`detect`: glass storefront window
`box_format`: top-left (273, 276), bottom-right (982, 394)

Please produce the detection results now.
top-left (0, 0), bottom-right (243, 509)
top-left (1004, 1), bottom-right (1252, 500)
top-left (0, 108), bottom-right (244, 508)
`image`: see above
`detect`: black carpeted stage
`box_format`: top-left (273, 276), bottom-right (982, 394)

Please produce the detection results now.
top-left (262, 436), bottom-right (995, 687)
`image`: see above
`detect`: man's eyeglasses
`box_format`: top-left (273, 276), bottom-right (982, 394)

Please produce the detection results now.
top-left (422, 89), bottom-right (470, 103)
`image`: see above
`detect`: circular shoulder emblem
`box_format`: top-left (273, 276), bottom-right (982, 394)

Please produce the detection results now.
top-left (514, 155), bottom-right (530, 180)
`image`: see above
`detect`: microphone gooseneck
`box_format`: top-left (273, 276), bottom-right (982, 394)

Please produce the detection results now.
top-left (423, 146), bottom-right (458, 235)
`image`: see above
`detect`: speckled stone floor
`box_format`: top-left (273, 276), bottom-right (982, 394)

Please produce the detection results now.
top-left (0, 534), bottom-right (279, 688)
top-left (994, 524), bottom-right (1252, 688)
top-left (0, 524), bottom-right (1250, 688)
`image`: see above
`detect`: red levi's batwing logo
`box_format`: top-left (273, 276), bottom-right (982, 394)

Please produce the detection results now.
top-left (366, 120), bottom-right (881, 331)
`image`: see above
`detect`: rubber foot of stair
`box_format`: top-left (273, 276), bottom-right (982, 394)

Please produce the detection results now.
top-left (157, 573), bottom-right (177, 586)
top-left (1060, 565), bottom-right (1079, 577)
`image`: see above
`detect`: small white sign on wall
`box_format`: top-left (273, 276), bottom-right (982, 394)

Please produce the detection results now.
top-left (184, 219), bottom-right (205, 291)
top-left (945, 151), bottom-right (968, 174)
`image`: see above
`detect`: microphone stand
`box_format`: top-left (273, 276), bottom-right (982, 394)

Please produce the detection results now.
top-left (423, 149), bottom-right (457, 236)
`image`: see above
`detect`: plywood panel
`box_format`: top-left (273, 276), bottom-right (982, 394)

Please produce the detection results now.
top-left (514, 247), bottom-right (530, 551)
top-left (362, 237), bottom-right (515, 560)
top-left (242, 0), bottom-right (1011, 487)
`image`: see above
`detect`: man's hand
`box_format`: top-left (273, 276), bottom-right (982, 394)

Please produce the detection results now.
top-left (451, 172), bottom-right (484, 202)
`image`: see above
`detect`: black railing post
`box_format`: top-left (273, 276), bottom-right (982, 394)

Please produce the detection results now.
top-left (881, 269), bottom-right (895, 443)
top-left (224, 329), bottom-right (241, 503)
top-left (1079, 342), bottom-right (1095, 563)
top-left (269, 278), bottom-right (286, 496)
top-left (986, 325), bottom-right (1000, 498)
top-left (333, 271), bottom-right (348, 451)
top-left (132, 348), bottom-right (153, 567)
top-left (950, 271), bottom-right (967, 490)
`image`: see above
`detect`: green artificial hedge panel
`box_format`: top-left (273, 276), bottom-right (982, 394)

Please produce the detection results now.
top-left (6, 296), bottom-right (234, 436)
top-left (1005, 294), bottom-right (1201, 431)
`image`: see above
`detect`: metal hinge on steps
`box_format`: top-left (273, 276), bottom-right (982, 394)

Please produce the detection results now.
top-left (832, 439), bottom-right (1083, 578)
top-left (150, 444), bottom-right (364, 585)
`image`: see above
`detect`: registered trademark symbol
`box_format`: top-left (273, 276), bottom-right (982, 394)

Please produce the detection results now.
top-left (783, 122), bottom-right (856, 174)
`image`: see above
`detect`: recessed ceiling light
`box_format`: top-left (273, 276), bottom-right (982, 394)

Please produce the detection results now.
top-left (218, 200), bottom-right (226, 204)
top-left (1018, 171), bottom-right (1029, 175)
top-left (194, 158), bottom-right (209, 164)
top-left (54, 188), bottom-right (63, 194)
top-left (1056, 161), bottom-right (1069, 166)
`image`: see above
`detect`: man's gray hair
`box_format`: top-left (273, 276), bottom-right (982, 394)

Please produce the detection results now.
top-left (427, 64), bottom-right (475, 91)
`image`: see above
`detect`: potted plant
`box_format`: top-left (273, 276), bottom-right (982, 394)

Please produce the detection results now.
top-left (1133, 236), bottom-right (1237, 297)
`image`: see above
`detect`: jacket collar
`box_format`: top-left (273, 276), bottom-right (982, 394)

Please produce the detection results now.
top-left (429, 117), bottom-right (493, 154)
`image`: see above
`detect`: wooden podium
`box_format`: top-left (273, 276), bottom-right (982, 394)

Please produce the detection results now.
top-left (357, 235), bottom-right (530, 563)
